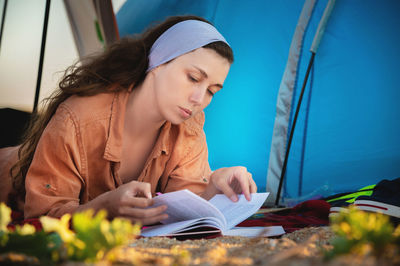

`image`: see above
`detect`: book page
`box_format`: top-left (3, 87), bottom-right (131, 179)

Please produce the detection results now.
top-left (141, 218), bottom-right (202, 237)
top-left (209, 192), bottom-right (269, 230)
top-left (152, 189), bottom-right (226, 226)
top-left (223, 226), bottom-right (285, 237)
top-left (141, 217), bottom-right (223, 237)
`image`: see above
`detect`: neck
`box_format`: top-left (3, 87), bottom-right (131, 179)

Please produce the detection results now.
top-left (124, 76), bottom-right (166, 138)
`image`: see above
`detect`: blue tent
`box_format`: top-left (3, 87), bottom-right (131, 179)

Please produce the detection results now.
top-left (116, 0), bottom-right (400, 204)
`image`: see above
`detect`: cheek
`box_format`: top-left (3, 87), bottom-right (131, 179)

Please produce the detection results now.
top-left (155, 73), bottom-right (175, 98)
top-left (163, 72), bottom-right (187, 93)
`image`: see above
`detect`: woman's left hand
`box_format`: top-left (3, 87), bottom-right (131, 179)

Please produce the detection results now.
top-left (201, 166), bottom-right (257, 202)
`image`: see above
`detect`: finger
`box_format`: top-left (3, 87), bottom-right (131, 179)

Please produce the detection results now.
top-left (128, 181), bottom-right (152, 199)
top-left (122, 204), bottom-right (167, 218)
top-left (129, 213), bottom-right (169, 226)
top-left (231, 169), bottom-right (251, 201)
top-left (126, 197), bottom-right (154, 208)
top-left (248, 173), bottom-right (258, 193)
top-left (218, 180), bottom-right (239, 202)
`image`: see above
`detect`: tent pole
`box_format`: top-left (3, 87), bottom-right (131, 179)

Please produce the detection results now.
top-left (266, 0), bottom-right (316, 206)
top-left (274, 0), bottom-right (336, 207)
top-left (33, 0), bottom-right (51, 113)
top-left (275, 52), bottom-right (315, 207)
top-left (0, 0), bottom-right (8, 51)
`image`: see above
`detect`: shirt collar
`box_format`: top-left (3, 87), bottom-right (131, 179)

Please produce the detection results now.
top-left (103, 91), bottom-right (128, 162)
top-left (158, 121), bottom-right (171, 156)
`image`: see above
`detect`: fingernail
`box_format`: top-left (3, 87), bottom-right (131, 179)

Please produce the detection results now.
top-left (146, 192), bottom-right (152, 199)
top-left (230, 195), bottom-right (238, 202)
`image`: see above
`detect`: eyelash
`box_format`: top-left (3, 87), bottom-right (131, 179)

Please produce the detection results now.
top-left (188, 74), bottom-right (215, 96)
top-left (188, 75), bottom-right (199, 83)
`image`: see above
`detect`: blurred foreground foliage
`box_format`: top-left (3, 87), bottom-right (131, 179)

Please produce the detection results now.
top-left (0, 202), bottom-right (140, 264)
top-left (326, 206), bottom-right (400, 260)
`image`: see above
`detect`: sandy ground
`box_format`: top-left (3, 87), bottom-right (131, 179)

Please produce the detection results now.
top-left (1, 226), bottom-right (399, 265)
top-left (108, 226), bottom-right (399, 266)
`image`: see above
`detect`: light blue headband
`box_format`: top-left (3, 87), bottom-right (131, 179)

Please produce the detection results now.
top-left (147, 20), bottom-right (229, 72)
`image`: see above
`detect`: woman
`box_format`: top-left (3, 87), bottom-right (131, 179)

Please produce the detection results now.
top-left (1, 15), bottom-right (257, 225)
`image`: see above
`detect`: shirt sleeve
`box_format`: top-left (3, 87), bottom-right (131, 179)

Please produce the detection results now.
top-left (163, 113), bottom-right (212, 195)
top-left (0, 146), bottom-right (19, 206)
top-left (24, 105), bottom-right (86, 219)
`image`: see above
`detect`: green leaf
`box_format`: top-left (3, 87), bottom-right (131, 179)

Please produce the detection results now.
top-left (327, 206), bottom-right (398, 259)
top-left (0, 231), bottom-right (64, 263)
top-left (0, 205), bottom-right (140, 264)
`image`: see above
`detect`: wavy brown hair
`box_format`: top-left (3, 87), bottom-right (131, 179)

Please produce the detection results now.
top-left (10, 15), bottom-right (234, 204)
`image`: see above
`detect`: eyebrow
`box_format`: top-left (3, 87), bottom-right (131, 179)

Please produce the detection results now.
top-left (191, 65), bottom-right (223, 89)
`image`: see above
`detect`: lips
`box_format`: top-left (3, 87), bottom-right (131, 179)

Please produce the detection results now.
top-left (181, 107), bottom-right (192, 116)
top-left (179, 107), bottom-right (192, 118)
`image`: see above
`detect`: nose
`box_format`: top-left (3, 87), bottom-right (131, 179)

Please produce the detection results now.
top-left (189, 86), bottom-right (207, 105)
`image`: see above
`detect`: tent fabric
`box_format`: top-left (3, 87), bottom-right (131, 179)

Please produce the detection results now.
top-left (266, 0), bottom-right (317, 204)
top-left (116, 0), bottom-right (400, 202)
top-left (284, 0), bottom-right (400, 200)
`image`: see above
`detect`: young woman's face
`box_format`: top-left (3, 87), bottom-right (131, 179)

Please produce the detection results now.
top-left (151, 47), bottom-right (231, 124)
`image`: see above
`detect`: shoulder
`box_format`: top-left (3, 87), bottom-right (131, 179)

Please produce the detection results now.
top-left (59, 92), bottom-right (118, 124)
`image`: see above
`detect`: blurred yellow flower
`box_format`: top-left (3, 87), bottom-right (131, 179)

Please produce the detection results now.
top-left (0, 202), bottom-right (11, 232)
top-left (15, 223), bottom-right (36, 235)
top-left (40, 214), bottom-right (75, 242)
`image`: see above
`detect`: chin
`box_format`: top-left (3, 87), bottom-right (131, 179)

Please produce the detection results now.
top-left (164, 109), bottom-right (191, 125)
top-left (169, 118), bottom-right (186, 125)
top-left (167, 114), bottom-right (188, 125)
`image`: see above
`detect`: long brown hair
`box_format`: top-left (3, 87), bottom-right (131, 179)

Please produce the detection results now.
top-left (10, 15), bottom-right (234, 200)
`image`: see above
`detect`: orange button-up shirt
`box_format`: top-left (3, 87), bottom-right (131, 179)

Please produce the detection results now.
top-left (1, 90), bottom-right (212, 218)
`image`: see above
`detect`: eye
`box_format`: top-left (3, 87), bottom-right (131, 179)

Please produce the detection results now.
top-left (188, 75), bottom-right (199, 83)
top-left (207, 89), bottom-right (215, 96)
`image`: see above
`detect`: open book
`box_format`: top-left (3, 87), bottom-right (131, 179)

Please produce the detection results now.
top-left (141, 189), bottom-right (284, 237)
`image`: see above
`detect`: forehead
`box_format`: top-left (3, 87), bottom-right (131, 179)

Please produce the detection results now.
top-left (176, 47), bottom-right (228, 65)
top-left (173, 48), bottom-right (231, 79)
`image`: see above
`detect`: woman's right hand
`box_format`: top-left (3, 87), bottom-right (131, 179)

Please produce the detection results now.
top-left (82, 181), bottom-right (168, 225)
